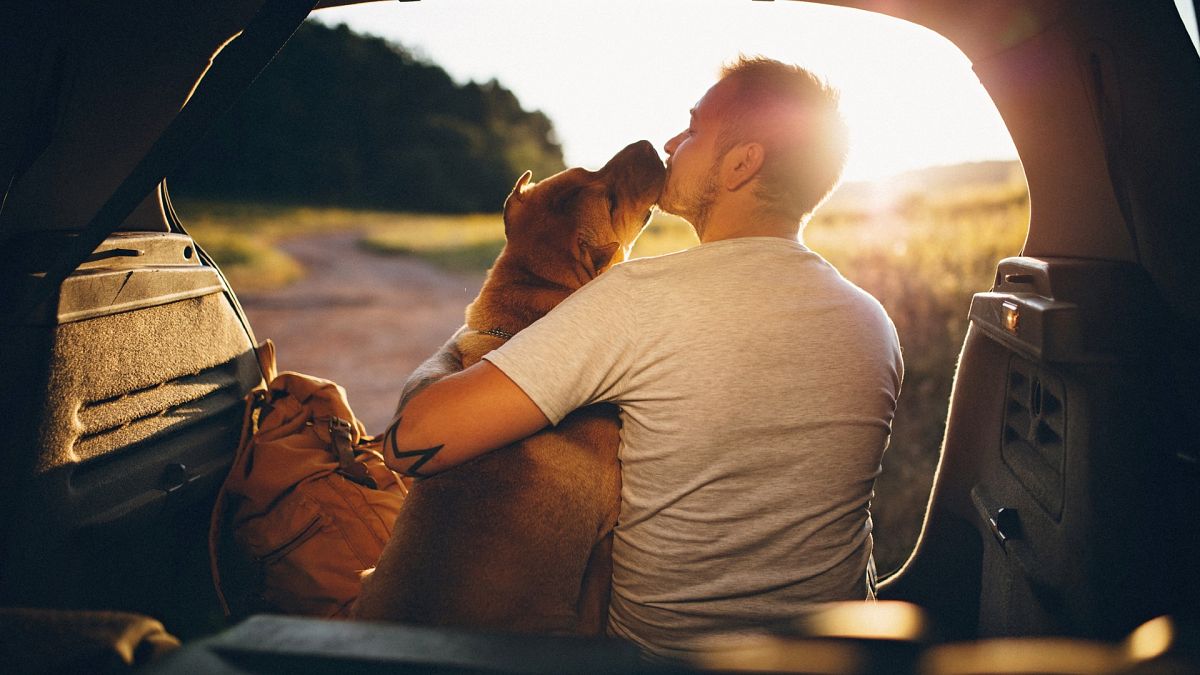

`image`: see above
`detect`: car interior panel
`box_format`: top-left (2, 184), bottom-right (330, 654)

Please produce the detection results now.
top-left (873, 0), bottom-right (1200, 644)
top-left (0, 0), bottom-right (281, 639)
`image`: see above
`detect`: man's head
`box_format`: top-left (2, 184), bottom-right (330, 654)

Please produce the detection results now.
top-left (661, 57), bottom-right (848, 235)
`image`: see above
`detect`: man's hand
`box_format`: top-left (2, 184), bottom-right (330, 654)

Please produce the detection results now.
top-left (382, 360), bottom-right (550, 477)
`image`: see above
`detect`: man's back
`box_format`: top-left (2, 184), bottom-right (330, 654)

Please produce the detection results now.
top-left (484, 236), bottom-right (903, 656)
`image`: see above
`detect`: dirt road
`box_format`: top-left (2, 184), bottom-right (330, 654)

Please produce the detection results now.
top-left (237, 231), bottom-right (485, 431)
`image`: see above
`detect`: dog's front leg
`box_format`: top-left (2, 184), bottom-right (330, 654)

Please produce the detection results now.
top-left (396, 325), bottom-right (468, 413)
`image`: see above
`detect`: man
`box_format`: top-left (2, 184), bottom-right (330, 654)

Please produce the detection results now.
top-left (383, 57), bottom-right (903, 658)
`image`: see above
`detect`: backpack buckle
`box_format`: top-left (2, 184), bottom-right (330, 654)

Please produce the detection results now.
top-left (329, 417), bottom-right (377, 489)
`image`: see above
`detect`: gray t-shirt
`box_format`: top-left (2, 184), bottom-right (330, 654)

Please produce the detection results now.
top-left (483, 236), bottom-right (903, 657)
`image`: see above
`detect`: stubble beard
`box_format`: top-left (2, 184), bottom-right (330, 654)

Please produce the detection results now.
top-left (661, 163), bottom-right (721, 237)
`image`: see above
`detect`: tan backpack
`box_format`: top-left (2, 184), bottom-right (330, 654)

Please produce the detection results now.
top-left (208, 341), bottom-right (407, 618)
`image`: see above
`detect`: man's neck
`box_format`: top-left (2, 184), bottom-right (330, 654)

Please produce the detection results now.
top-left (695, 202), bottom-right (801, 244)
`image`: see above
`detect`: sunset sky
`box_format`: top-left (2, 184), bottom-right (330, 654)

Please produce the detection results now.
top-left (316, 0), bottom-right (1199, 182)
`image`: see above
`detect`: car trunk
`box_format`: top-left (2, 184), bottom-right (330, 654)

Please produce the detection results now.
top-left (0, 0), bottom-right (1198, 668)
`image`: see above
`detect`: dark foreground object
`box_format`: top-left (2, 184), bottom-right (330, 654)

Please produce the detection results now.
top-left (146, 615), bottom-right (649, 675)
top-left (141, 608), bottom-right (1200, 675)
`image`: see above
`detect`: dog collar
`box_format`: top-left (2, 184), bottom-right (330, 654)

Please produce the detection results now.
top-left (478, 327), bottom-right (514, 341)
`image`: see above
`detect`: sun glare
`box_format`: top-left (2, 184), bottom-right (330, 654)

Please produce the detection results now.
top-left (315, 0), bottom-right (1018, 183)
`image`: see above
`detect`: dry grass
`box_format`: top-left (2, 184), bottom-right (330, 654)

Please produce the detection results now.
top-left (356, 210), bottom-right (700, 265)
top-left (358, 213), bottom-right (506, 272)
top-left (179, 202), bottom-right (506, 289)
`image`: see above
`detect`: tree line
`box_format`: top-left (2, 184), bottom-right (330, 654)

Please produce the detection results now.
top-left (171, 21), bottom-right (566, 213)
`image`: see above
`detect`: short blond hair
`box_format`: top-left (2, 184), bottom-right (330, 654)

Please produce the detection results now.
top-left (716, 57), bottom-right (849, 223)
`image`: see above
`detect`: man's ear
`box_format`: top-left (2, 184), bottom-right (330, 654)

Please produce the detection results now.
top-left (580, 240), bottom-right (620, 278)
top-left (721, 142), bottom-right (764, 191)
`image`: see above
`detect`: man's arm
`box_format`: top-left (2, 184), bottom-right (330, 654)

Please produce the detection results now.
top-left (383, 264), bottom-right (637, 477)
top-left (381, 360), bottom-right (550, 477)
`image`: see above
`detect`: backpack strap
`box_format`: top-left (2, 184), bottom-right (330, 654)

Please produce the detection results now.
top-left (256, 338), bottom-right (278, 384)
top-left (208, 339), bottom-right (276, 616)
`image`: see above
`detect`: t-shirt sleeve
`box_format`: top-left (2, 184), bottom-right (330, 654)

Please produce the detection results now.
top-left (482, 266), bottom-right (639, 425)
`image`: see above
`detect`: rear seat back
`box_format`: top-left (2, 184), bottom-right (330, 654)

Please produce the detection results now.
top-left (0, 228), bottom-right (261, 638)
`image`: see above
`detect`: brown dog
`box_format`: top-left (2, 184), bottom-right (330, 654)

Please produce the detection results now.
top-left (353, 141), bottom-right (665, 634)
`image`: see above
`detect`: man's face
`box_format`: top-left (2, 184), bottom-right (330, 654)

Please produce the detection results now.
top-left (660, 80), bottom-right (730, 231)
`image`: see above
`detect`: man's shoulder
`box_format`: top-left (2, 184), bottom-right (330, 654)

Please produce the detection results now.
top-left (614, 246), bottom-right (700, 273)
top-left (819, 269), bottom-right (898, 338)
top-left (614, 237), bottom-right (791, 278)
top-left (602, 249), bottom-right (694, 288)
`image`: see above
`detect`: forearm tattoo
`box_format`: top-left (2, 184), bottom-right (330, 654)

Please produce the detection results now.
top-left (383, 416), bottom-right (443, 479)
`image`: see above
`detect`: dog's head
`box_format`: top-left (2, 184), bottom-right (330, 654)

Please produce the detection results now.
top-left (499, 140), bottom-right (665, 287)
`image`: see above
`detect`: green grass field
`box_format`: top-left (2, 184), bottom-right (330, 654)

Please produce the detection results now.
top-left (180, 179), bottom-right (1028, 574)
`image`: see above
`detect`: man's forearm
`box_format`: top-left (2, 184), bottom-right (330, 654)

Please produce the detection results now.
top-left (381, 360), bottom-right (550, 477)
top-left (381, 412), bottom-right (446, 478)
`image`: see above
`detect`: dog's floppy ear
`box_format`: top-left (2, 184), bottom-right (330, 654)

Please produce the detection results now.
top-left (580, 240), bottom-right (620, 279)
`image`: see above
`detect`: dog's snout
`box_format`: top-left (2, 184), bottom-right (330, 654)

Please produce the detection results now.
top-left (624, 140), bottom-right (662, 169)
top-left (609, 140), bottom-right (663, 171)
top-left (600, 141), bottom-right (666, 211)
